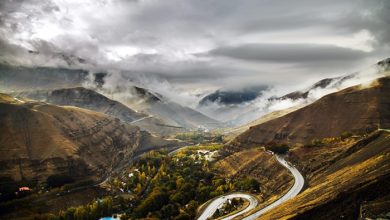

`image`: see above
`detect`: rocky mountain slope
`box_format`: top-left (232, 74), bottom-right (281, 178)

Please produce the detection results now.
top-left (0, 93), bottom-right (176, 183)
top-left (199, 58), bottom-right (389, 126)
top-left (118, 86), bottom-right (224, 130)
top-left (257, 130), bottom-right (390, 219)
top-left (220, 76), bottom-right (390, 219)
top-left (230, 76), bottom-right (390, 148)
top-left (224, 105), bottom-right (304, 141)
top-left (13, 87), bottom-right (185, 136)
top-left (214, 148), bottom-right (294, 206)
top-left (0, 62), bottom-right (222, 131)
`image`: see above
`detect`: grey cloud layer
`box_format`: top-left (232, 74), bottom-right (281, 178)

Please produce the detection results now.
top-left (206, 43), bottom-right (369, 63)
top-left (0, 0), bottom-right (389, 93)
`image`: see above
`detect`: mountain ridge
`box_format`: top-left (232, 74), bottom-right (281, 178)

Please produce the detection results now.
top-left (0, 93), bottom-right (177, 183)
top-left (12, 87), bottom-right (186, 136)
top-left (228, 76), bottom-right (390, 150)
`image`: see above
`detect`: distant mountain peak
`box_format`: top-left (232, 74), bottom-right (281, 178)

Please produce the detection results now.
top-left (377, 57), bottom-right (390, 67)
top-left (230, 76), bottom-right (390, 147)
top-left (133, 86), bottom-right (163, 103)
top-left (199, 86), bottom-right (268, 106)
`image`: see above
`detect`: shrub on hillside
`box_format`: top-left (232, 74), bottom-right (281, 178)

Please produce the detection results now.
top-left (341, 131), bottom-right (352, 139)
top-left (266, 142), bottom-right (289, 154)
top-left (234, 178), bottom-right (260, 192)
top-left (46, 174), bottom-right (74, 188)
top-left (305, 139), bottom-right (325, 148)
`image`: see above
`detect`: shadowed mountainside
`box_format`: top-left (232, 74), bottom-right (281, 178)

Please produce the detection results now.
top-left (0, 93), bottom-right (177, 183)
top-left (13, 87), bottom-right (186, 136)
top-left (120, 86), bottom-right (224, 130)
top-left (0, 63), bottom-right (222, 131)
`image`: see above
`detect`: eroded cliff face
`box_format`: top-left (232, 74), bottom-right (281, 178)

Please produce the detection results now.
top-left (0, 93), bottom-right (176, 182)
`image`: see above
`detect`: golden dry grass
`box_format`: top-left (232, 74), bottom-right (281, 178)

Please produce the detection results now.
top-left (224, 105), bottom-right (304, 141)
top-left (0, 93), bottom-right (174, 182)
top-left (258, 132), bottom-right (390, 219)
top-left (214, 148), bottom-right (268, 176)
top-left (214, 148), bottom-right (294, 210)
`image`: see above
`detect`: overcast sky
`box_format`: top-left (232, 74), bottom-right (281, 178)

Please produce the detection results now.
top-left (0, 0), bottom-right (389, 94)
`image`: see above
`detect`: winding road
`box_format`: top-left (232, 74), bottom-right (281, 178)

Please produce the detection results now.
top-left (242, 155), bottom-right (304, 219)
top-left (198, 193), bottom-right (258, 220)
top-left (129, 116), bottom-right (153, 124)
top-left (167, 146), bottom-right (189, 156)
top-left (197, 155), bottom-right (304, 220)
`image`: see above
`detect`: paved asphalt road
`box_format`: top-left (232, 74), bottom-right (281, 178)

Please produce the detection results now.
top-left (197, 193), bottom-right (258, 220)
top-left (242, 155), bottom-right (304, 220)
top-left (129, 116), bottom-right (153, 124)
top-left (197, 155), bottom-right (304, 220)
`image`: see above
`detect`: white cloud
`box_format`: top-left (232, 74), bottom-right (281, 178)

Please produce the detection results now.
top-left (0, 0), bottom-right (388, 107)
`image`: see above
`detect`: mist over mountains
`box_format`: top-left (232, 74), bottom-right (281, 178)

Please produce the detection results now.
top-left (196, 58), bottom-right (390, 125)
top-left (1, 57), bottom-right (389, 128)
top-left (1, 1), bottom-right (390, 219)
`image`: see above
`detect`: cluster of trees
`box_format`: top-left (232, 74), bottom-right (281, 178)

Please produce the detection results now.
top-left (174, 132), bottom-right (223, 144)
top-left (305, 138), bottom-right (325, 148)
top-left (46, 174), bottom-right (74, 188)
top-left (125, 152), bottom-right (222, 219)
top-left (133, 188), bottom-right (170, 218)
top-left (48, 150), bottom-right (262, 220)
top-left (49, 196), bottom-right (114, 220)
top-left (111, 150), bottom-right (252, 219)
top-left (180, 144), bottom-right (222, 153)
top-left (340, 131), bottom-right (353, 140)
top-left (212, 198), bottom-right (245, 219)
top-left (0, 177), bottom-right (38, 204)
top-left (234, 178), bottom-right (260, 192)
top-left (265, 142), bottom-right (289, 154)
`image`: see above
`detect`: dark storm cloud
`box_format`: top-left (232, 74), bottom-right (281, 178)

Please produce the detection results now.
top-left (0, 0), bottom-right (388, 95)
top-left (99, 0), bottom-right (390, 47)
top-left (206, 43), bottom-right (369, 63)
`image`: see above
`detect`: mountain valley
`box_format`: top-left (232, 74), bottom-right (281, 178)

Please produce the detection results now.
top-left (0, 15), bottom-right (389, 219)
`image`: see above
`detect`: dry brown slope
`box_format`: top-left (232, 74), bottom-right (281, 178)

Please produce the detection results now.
top-left (258, 131), bottom-right (390, 220)
top-left (13, 87), bottom-right (186, 136)
top-left (0, 93), bottom-right (176, 182)
top-left (225, 105), bottom-right (304, 141)
top-left (231, 77), bottom-right (390, 147)
top-left (214, 148), bottom-right (293, 205)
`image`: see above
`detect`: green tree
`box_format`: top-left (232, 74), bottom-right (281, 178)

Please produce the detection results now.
top-left (73, 206), bottom-right (86, 220)
top-left (341, 131), bottom-right (352, 139)
top-left (186, 200), bottom-right (199, 216)
top-left (63, 207), bottom-right (76, 220)
top-left (197, 185), bottom-right (212, 201)
top-left (234, 178), bottom-right (260, 192)
top-left (161, 204), bottom-right (179, 218)
top-left (133, 188), bottom-right (169, 218)
top-left (101, 196), bottom-right (113, 216)
top-left (174, 213), bottom-right (191, 220)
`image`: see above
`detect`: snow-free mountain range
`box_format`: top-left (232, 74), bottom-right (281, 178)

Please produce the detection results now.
top-left (0, 58), bottom-right (389, 219)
